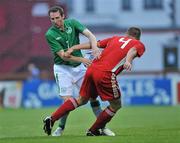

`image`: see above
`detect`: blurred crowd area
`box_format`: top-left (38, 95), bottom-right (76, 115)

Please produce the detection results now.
top-left (0, 0), bottom-right (180, 81)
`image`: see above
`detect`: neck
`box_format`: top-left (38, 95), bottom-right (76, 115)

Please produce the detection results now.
top-left (54, 21), bottom-right (64, 31)
top-left (127, 35), bottom-right (137, 40)
top-left (59, 24), bottom-right (64, 31)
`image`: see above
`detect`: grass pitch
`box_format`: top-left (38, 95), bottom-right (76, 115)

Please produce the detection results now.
top-left (0, 106), bottom-right (180, 143)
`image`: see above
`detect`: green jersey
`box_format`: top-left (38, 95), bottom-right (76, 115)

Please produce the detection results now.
top-left (45, 19), bottom-right (86, 67)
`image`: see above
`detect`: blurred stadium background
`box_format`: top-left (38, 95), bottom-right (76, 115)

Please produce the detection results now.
top-left (0, 0), bottom-right (180, 142)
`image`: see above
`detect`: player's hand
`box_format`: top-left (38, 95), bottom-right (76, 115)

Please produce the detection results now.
top-left (66, 48), bottom-right (74, 56)
top-left (123, 61), bottom-right (132, 71)
top-left (82, 58), bottom-right (92, 67)
top-left (64, 51), bottom-right (71, 58)
top-left (92, 47), bottom-right (101, 59)
top-left (64, 48), bottom-right (74, 58)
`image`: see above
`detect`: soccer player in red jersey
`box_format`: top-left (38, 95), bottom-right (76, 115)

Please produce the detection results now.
top-left (43, 27), bottom-right (145, 136)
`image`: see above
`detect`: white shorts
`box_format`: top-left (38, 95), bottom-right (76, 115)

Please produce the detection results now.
top-left (54, 63), bottom-right (86, 97)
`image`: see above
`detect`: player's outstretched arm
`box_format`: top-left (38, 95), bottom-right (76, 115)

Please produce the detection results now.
top-left (57, 50), bottom-right (92, 66)
top-left (66, 41), bottom-right (102, 59)
top-left (65, 43), bottom-right (92, 57)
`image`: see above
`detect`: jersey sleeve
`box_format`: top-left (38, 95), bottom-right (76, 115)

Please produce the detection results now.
top-left (98, 37), bottom-right (114, 48)
top-left (45, 33), bottom-right (63, 53)
top-left (135, 42), bottom-right (145, 57)
top-left (71, 19), bottom-right (86, 33)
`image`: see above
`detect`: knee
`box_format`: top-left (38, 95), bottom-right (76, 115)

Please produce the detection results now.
top-left (60, 96), bottom-right (72, 102)
top-left (77, 96), bottom-right (88, 106)
top-left (115, 103), bottom-right (121, 111)
top-left (109, 100), bottom-right (121, 112)
top-left (111, 104), bottom-right (121, 112)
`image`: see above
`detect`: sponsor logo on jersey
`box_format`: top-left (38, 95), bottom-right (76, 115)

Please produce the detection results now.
top-left (56, 37), bottom-right (62, 40)
top-left (66, 27), bottom-right (72, 34)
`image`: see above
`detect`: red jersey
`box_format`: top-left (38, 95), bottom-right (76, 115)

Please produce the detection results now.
top-left (92, 36), bottom-right (145, 74)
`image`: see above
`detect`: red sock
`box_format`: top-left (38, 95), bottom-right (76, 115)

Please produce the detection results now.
top-left (89, 107), bottom-right (116, 132)
top-left (51, 98), bottom-right (78, 122)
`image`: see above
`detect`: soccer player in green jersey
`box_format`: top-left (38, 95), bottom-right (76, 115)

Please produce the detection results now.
top-left (45, 6), bottom-right (115, 136)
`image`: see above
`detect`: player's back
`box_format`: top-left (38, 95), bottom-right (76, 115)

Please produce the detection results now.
top-left (92, 35), bottom-right (145, 73)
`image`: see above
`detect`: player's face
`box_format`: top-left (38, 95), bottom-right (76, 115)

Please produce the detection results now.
top-left (49, 11), bottom-right (64, 28)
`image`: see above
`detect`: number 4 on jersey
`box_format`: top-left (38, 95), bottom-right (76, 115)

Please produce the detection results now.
top-left (119, 38), bottom-right (132, 49)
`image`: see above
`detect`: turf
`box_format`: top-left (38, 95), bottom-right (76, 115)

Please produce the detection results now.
top-left (0, 106), bottom-right (180, 143)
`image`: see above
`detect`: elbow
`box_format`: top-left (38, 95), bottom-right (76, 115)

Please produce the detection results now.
top-left (87, 32), bottom-right (96, 41)
top-left (90, 35), bottom-right (96, 41)
top-left (131, 48), bottom-right (138, 58)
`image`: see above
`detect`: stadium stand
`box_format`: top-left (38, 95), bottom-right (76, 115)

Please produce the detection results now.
top-left (0, 0), bottom-right (55, 76)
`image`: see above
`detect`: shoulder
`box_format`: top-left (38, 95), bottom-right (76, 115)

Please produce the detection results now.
top-left (114, 35), bottom-right (122, 39)
top-left (65, 18), bottom-right (81, 25)
top-left (137, 40), bottom-right (145, 48)
top-left (109, 35), bottom-right (122, 41)
top-left (45, 26), bottom-right (55, 37)
top-left (135, 40), bottom-right (146, 53)
top-left (111, 35), bottom-right (125, 40)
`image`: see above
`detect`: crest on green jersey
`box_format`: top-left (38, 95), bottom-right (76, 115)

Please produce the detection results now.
top-left (66, 27), bottom-right (72, 34)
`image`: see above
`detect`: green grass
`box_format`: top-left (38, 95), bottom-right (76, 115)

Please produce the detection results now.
top-left (0, 106), bottom-right (180, 143)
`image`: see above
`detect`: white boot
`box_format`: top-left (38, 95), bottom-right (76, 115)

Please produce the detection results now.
top-left (52, 127), bottom-right (63, 136)
top-left (101, 128), bottom-right (115, 136)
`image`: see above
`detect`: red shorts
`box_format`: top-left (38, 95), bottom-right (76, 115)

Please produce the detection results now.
top-left (80, 66), bottom-right (121, 101)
